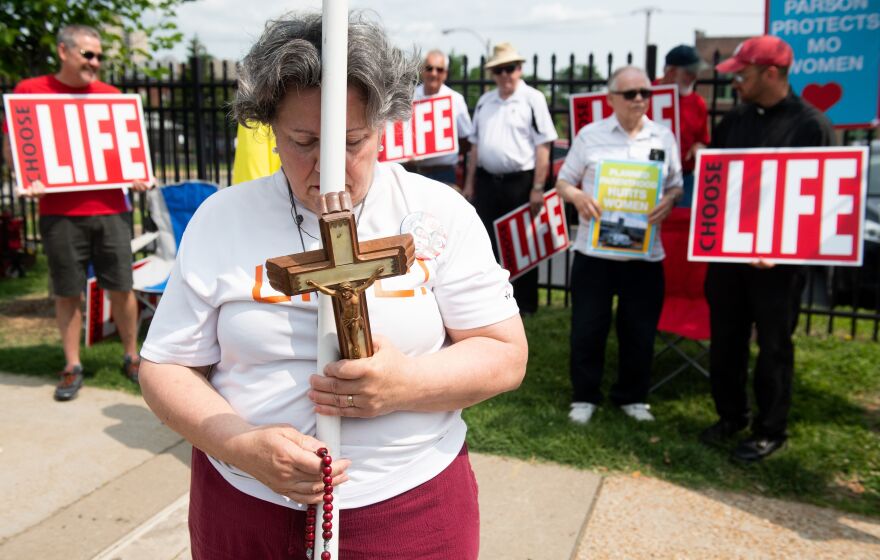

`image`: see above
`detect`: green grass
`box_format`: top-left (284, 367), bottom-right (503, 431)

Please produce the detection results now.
top-left (464, 290), bottom-right (880, 517)
top-left (0, 252), bottom-right (48, 300)
top-left (1, 270), bottom-right (878, 516)
top-left (0, 254), bottom-right (142, 395)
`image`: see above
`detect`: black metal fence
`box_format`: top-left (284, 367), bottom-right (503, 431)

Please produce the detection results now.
top-left (1, 53), bottom-right (877, 339)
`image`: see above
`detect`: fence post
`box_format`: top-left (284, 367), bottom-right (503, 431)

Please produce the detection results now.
top-left (645, 44), bottom-right (657, 80)
top-left (190, 56), bottom-right (207, 179)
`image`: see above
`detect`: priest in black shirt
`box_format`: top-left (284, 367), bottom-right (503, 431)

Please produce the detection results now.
top-left (699, 35), bottom-right (834, 463)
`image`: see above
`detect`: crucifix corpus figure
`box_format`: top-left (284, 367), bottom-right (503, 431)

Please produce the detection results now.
top-left (265, 191), bottom-right (415, 359)
top-left (307, 266), bottom-right (384, 358)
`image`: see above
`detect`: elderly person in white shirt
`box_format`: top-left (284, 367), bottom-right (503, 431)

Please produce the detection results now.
top-left (463, 42), bottom-right (558, 316)
top-left (405, 49), bottom-right (473, 190)
top-left (555, 66), bottom-right (683, 425)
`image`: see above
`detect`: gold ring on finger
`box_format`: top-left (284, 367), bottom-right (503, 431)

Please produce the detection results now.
top-left (346, 394), bottom-right (355, 408)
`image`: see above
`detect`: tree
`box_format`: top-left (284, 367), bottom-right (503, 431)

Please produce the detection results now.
top-left (0, 0), bottom-right (192, 81)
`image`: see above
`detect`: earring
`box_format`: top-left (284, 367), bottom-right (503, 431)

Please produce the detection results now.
top-left (378, 145), bottom-right (384, 152)
top-left (272, 146), bottom-right (279, 154)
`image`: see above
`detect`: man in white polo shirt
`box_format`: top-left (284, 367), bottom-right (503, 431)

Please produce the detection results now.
top-left (555, 66), bottom-right (683, 425)
top-left (406, 49), bottom-right (473, 190)
top-left (463, 42), bottom-right (557, 316)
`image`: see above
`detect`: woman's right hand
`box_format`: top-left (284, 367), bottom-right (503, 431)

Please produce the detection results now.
top-left (232, 423), bottom-right (351, 504)
top-left (570, 189), bottom-right (601, 221)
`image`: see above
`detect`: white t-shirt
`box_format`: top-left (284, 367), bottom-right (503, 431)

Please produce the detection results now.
top-left (413, 83), bottom-right (473, 167)
top-left (469, 81), bottom-right (558, 174)
top-left (141, 164), bottom-right (517, 509)
top-left (558, 114), bottom-right (683, 262)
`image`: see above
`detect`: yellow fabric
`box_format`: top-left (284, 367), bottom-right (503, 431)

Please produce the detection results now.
top-left (231, 123), bottom-right (281, 184)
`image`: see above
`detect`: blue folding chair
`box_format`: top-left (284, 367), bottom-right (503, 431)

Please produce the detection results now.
top-left (131, 181), bottom-right (219, 309)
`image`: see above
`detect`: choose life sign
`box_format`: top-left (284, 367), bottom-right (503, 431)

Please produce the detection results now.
top-left (689, 147), bottom-right (869, 266)
top-left (378, 95), bottom-right (458, 163)
top-left (766, 0), bottom-right (880, 128)
top-left (568, 85), bottom-right (681, 148)
top-left (3, 94), bottom-right (154, 192)
top-left (493, 189), bottom-right (570, 280)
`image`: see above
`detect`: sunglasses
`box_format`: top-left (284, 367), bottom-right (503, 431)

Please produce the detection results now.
top-left (612, 88), bottom-right (653, 100)
top-left (79, 49), bottom-right (104, 62)
top-left (424, 65), bottom-right (447, 74)
top-left (491, 64), bottom-right (519, 76)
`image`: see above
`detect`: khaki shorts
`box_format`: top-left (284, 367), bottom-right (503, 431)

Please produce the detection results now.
top-left (40, 213), bottom-right (134, 297)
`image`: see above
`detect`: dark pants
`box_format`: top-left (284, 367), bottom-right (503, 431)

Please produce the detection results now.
top-left (569, 253), bottom-right (665, 405)
top-left (705, 263), bottom-right (805, 437)
top-left (473, 167), bottom-right (538, 313)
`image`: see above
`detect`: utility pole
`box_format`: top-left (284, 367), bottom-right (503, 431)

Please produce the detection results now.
top-left (632, 6), bottom-right (661, 58)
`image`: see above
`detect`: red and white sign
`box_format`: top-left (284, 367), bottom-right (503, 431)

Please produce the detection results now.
top-left (85, 258), bottom-right (158, 347)
top-left (569, 85), bottom-right (680, 147)
top-left (493, 189), bottom-right (570, 280)
top-left (688, 147), bottom-right (869, 266)
top-left (379, 95), bottom-right (458, 163)
top-left (3, 94), bottom-right (154, 193)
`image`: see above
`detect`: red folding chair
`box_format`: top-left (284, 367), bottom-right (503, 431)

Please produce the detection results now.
top-left (652, 207), bottom-right (711, 392)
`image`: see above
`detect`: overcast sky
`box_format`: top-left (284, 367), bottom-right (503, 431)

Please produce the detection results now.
top-left (162, 0), bottom-right (765, 71)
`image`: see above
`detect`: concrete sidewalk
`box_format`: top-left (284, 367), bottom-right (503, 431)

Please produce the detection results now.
top-left (3, 371), bottom-right (880, 560)
top-left (0, 373), bottom-right (600, 560)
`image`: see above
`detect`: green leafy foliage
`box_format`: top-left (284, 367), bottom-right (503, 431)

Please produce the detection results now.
top-left (0, 0), bottom-right (192, 81)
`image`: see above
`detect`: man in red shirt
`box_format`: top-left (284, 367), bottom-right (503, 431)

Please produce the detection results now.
top-left (2, 24), bottom-right (150, 400)
top-left (657, 45), bottom-right (710, 207)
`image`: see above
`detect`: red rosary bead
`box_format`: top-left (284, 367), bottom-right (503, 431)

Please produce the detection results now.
top-left (306, 448), bottom-right (334, 560)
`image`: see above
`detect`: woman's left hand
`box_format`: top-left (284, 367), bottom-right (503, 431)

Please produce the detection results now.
top-left (308, 335), bottom-right (413, 417)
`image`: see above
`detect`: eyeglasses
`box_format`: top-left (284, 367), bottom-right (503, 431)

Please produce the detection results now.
top-left (424, 65), bottom-right (447, 74)
top-left (612, 88), bottom-right (653, 100)
top-left (491, 64), bottom-right (519, 76)
top-left (79, 49), bottom-right (104, 62)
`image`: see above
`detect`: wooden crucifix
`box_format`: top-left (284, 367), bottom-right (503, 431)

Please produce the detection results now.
top-left (266, 191), bottom-right (414, 359)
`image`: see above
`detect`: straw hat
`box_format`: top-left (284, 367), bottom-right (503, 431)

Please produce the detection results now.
top-left (485, 42), bottom-right (526, 69)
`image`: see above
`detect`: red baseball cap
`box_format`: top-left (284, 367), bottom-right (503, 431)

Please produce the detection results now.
top-left (715, 35), bottom-right (793, 73)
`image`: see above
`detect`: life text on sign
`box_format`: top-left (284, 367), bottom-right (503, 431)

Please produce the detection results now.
top-left (568, 85), bottom-right (681, 147)
top-left (688, 147), bottom-right (868, 266)
top-left (378, 95), bottom-right (458, 163)
top-left (3, 94), bottom-right (153, 193)
top-left (493, 189), bottom-right (570, 280)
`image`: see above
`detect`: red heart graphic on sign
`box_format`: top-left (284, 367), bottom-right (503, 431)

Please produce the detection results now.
top-left (801, 82), bottom-right (842, 112)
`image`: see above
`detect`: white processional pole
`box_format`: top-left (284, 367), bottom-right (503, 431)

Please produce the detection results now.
top-left (317, 1), bottom-right (347, 558)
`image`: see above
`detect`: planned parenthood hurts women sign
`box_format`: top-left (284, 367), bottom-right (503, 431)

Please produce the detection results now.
top-left (766, 0), bottom-right (880, 128)
top-left (3, 94), bottom-right (154, 192)
top-left (689, 147), bottom-right (869, 265)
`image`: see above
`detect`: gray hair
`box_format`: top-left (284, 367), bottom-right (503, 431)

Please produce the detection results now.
top-left (608, 66), bottom-right (650, 91)
top-left (234, 11), bottom-right (420, 129)
top-left (57, 25), bottom-right (101, 48)
top-left (424, 49), bottom-right (449, 70)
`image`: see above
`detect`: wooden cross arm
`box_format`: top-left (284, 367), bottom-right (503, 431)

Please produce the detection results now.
top-left (265, 234), bottom-right (415, 296)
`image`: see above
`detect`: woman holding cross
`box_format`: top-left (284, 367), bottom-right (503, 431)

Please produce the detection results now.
top-left (138, 11), bottom-right (527, 560)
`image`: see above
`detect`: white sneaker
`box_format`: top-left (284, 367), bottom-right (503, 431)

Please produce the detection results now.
top-left (620, 403), bottom-right (655, 422)
top-left (569, 402), bottom-right (597, 425)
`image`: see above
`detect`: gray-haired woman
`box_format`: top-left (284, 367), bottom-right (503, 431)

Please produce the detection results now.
top-left (139, 11), bottom-right (526, 559)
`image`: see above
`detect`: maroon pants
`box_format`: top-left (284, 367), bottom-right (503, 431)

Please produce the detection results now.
top-left (189, 444), bottom-right (480, 559)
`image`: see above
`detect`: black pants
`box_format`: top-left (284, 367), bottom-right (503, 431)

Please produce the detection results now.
top-left (569, 253), bottom-right (665, 405)
top-left (705, 263), bottom-right (805, 437)
top-left (473, 167), bottom-right (538, 313)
